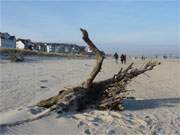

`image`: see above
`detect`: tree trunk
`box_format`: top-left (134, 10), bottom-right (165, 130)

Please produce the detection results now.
top-left (37, 28), bottom-right (160, 112)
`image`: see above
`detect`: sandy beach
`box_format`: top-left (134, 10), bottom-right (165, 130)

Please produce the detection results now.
top-left (0, 58), bottom-right (179, 135)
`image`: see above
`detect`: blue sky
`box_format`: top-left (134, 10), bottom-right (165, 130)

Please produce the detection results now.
top-left (0, 0), bottom-right (179, 55)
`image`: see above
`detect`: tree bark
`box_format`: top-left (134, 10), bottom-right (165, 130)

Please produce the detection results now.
top-left (80, 28), bottom-right (105, 88)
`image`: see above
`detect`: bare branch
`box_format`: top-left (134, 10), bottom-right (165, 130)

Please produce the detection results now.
top-left (80, 28), bottom-right (105, 88)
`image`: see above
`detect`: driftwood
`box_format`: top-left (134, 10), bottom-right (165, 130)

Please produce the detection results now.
top-left (0, 29), bottom-right (161, 128)
top-left (37, 28), bottom-right (160, 112)
top-left (0, 29), bottom-right (160, 128)
top-left (10, 53), bottom-right (24, 62)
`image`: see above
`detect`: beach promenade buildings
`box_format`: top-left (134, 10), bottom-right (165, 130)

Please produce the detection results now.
top-left (0, 32), bottom-right (16, 48)
top-left (33, 42), bottom-right (86, 54)
top-left (33, 42), bottom-right (48, 52)
top-left (16, 39), bottom-right (34, 50)
top-left (47, 43), bottom-right (85, 54)
top-left (0, 32), bottom-right (86, 54)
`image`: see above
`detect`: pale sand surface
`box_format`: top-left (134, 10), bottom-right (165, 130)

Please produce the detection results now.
top-left (0, 58), bottom-right (179, 135)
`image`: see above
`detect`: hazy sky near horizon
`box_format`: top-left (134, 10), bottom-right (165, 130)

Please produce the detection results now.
top-left (0, 0), bottom-right (179, 55)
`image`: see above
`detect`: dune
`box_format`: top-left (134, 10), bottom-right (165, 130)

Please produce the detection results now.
top-left (0, 58), bottom-right (179, 135)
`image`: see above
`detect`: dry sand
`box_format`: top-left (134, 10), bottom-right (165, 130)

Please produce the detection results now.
top-left (0, 57), bottom-right (179, 135)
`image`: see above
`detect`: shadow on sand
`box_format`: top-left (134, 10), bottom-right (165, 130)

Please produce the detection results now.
top-left (123, 97), bottom-right (180, 111)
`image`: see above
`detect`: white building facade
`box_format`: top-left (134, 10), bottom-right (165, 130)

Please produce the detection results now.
top-left (16, 40), bottom-right (25, 49)
top-left (0, 33), bottom-right (16, 48)
top-left (16, 39), bottom-right (33, 50)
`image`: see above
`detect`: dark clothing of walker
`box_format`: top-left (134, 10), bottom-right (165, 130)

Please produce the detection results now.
top-left (114, 53), bottom-right (119, 64)
top-left (120, 54), bottom-right (124, 64)
top-left (124, 54), bottom-right (126, 64)
top-left (121, 54), bottom-right (126, 64)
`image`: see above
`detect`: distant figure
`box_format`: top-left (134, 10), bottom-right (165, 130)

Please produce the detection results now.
top-left (120, 54), bottom-right (124, 64)
top-left (120, 54), bottom-right (126, 64)
top-left (163, 55), bottom-right (168, 59)
top-left (114, 52), bottom-right (119, 64)
top-left (124, 54), bottom-right (127, 64)
top-left (141, 56), bottom-right (145, 60)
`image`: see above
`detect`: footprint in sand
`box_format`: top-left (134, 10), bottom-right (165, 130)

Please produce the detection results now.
top-left (144, 115), bottom-right (163, 134)
top-left (107, 129), bottom-right (116, 135)
top-left (40, 80), bottom-right (48, 83)
top-left (40, 86), bottom-right (48, 88)
top-left (91, 117), bottom-right (103, 124)
top-left (78, 121), bottom-right (85, 128)
top-left (77, 121), bottom-right (93, 135)
top-left (84, 128), bottom-right (91, 134)
top-left (40, 80), bottom-right (48, 89)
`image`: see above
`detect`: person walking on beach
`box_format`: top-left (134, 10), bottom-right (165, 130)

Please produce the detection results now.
top-left (120, 54), bottom-right (127, 64)
top-left (141, 56), bottom-right (145, 60)
top-left (120, 54), bottom-right (124, 64)
top-left (124, 54), bottom-right (127, 64)
top-left (114, 52), bottom-right (119, 64)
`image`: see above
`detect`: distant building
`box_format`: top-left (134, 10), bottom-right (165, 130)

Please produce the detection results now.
top-left (46, 43), bottom-right (52, 53)
top-left (33, 42), bottom-right (86, 54)
top-left (16, 39), bottom-right (33, 50)
top-left (0, 32), bottom-right (16, 48)
top-left (46, 43), bottom-right (71, 53)
top-left (33, 42), bottom-right (48, 52)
